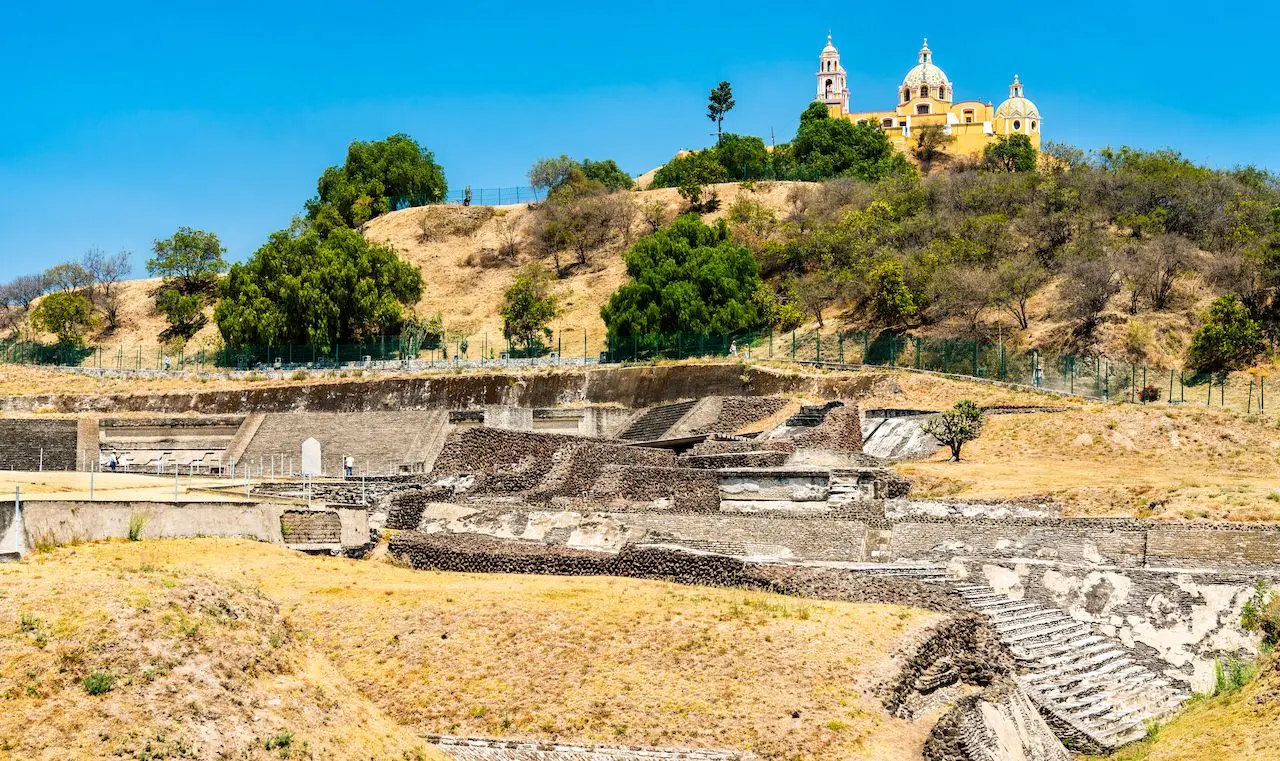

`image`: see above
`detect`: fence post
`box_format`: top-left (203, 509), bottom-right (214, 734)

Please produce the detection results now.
top-left (972, 341), bottom-right (978, 377)
top-left (889, 335), bottom-right (895, 367)
top-left (791, 331), bottom-right (796, 360)
top-left (816, 333), bottom-right (821, 363)
top-left (1221, 375), bottom-right (1225, 406)
top-left (839, 333), bottom-right (844, 363)
top-left (1248, 381), bottom-right (1254, 414)
top-left (1263, 377), bottom-right (1266, 413)
top-left (862, 332), bottom-right (869, 364)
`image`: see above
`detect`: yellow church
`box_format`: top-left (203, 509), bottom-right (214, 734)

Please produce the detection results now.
top-left (817, 36), bottom-right (1042, 156)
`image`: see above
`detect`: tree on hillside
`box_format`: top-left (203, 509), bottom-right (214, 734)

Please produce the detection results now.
top-left (6, 274), bottom-right (47, 310)
top-left (867, 259), bottom-right (918, 327)
top-left (714, 133), bottom-right (769, 180)
top-left (42, 262), bottom-right (93, 293)
top-left (529, 156), bottom-right (632, 198)
top-left (533, 184), bottom-right (635, 272)
top-left (983, 134), bottom-right (1037, 173)
top-left (911, 125), bottom-right (954, 175)
top-left (793, 112), bottom-right (913, 182)
top-left (707, 81), bottom-right (735, 143)
top-left (215, 224), bottom-right (422, 348)
top-left (148, 228), bottom-right (227, 294)
top-left (501, 263), bottom-right (558, 356)
top-left (81, 248), bottom-right (132, 330)
top-left (799, 101), bottom-right (830, 125)
top-left (32, 291), bottom-right (95, 345)
top-left (1187, 293), bottom-right (1263, 372)
top-left (650, 150), bottom-right (730, 190)
top-left (307, 134), bottom-right (447, 227)
top-left (994, 253), bottom-right (1048, 330)
top-left (601, 215), bottom-right (766, 339)
top-left (922, 400), bottom-right (986, 461)
top-left (148, 227), bottom-right (227, 339)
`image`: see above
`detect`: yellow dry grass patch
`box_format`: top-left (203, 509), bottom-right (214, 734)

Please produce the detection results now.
top-left (0, 542), bottom-right (439, 761)
top-left (899, 403), bottom-right (1280, 520)
top-left (3, 539), bottom-right (943, 760)
top-left (0, 470), bottom-right (253, 502)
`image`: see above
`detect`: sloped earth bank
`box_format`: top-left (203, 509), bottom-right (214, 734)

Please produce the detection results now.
top-left (0, 536), bottom-right (1070, 761)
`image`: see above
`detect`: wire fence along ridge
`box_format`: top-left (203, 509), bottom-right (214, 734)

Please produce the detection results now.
top-left (1, 328), bottom-right (1268, 413)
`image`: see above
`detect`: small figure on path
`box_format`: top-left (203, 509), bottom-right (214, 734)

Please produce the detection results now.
top-left (344, 455), bottom-right (354, 478)
top-left (108, 453), bottom-right (118, 473)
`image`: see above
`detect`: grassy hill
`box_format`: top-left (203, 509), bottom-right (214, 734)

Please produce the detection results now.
top-left (0, 538), bottom-right (941, 760)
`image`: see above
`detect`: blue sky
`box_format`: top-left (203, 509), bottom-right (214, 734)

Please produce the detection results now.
top-left (0, 1), bottom-right (1274, 282)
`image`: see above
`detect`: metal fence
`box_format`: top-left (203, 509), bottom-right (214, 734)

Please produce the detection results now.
top-left (2, 329), bottom-right (1269, 413)
top-left (441, 186), bottom-right (541, 206)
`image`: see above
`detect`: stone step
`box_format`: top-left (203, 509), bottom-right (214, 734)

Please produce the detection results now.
top-left (1003, 621), bottom-right (1090, 644)
top-left (989, 606), bottom-right (1057, 624)
top-left (996, 614), bottom-right (1069, 635)
top-left (1016, 634), bottom-right (1106, 660)
top-left (1027, 642), bottom-right (1121, 672)
top-left (972, 600), bottom-right (1041, 615)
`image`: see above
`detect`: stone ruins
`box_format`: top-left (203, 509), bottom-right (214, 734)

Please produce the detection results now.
top-left (1, 363), bottom-right (1275, 760)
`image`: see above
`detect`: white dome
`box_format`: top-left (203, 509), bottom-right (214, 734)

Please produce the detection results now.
top-left (821, 33), bottom-right (838, 55)
top-left (995, 76), bottom-right (1040, 119)
top-left (902, 39), bottom-right (951, 89)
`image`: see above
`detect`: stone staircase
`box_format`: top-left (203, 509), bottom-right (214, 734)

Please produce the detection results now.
top-left (617, 401), bottom-right (698, 442)
top-left (783, 401), bottom-right (843, 427)
top-left (949, 581), bottom-right (1189, 749)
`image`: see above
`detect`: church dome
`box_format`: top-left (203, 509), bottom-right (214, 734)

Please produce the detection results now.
top-left (995, 75), bottom-right (1040, 119)
top-left (902, 39), bottom-right (951, 89)
top-left (822, 33), bottom-right (838, 55)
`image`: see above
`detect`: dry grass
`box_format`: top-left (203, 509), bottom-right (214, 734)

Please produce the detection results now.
top-left (1082, 653), bottom-right (1280, 761)
top-left (898, 402), bottom-right (1280, 520)
top-left (362, 182), bottom-right (808, 358)
top-left (0, 539), bottom-right (943, 760)
top-left (0, 541), bottom-right (440, 760)
top-left (0, 471), bottom-right (253, 502)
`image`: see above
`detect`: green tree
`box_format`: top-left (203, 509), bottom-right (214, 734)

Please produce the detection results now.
top-left (868, 259), bottom-right (918, 327)
top-left (154, 288), bottom-right (206, 339)
top-left (501, 264), bottom-right (559, 356)
top-left (799, 101), bottom-right (831, 125)
top-left (32, 291), bottom-right (95, 345)
top-left (147, 227), bottom-right (227, 294)
top-left (215, 224), bottom-right (422, 348)
top-left (707, 81), bottom-right (735, 143)
top-left (713, 134), bottom-right (769, 180)
top-left (1187, 293), bottom-right (1264, 372)
top-left (983, 134), bottom-right (1038, 173)
top-left (793, 115), bottom-right (913, 181)
top-left (601, 215), bottom-right (765, 339)
top-left (528, 155), bottom-right (580, 197)
top-left (306, 134), bottom-right (447, 227)
top-left (581, 159), bottom-right (632, 191)
top-left (921, 400), bottom-right (986, 461)
top-left (650, 150), bottom-right (730, 190)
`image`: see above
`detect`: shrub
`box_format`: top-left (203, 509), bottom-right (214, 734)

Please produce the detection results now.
top-left (127, 514), bottom-right (146, 542)
top-left (1139, 384), bottom-right (1161, 402)
top-left (83, 671), bottom-right (115, 696)
top-left (1187, 293), bottom-right (1263, 372)
top-left (1242, 580), bottom-right (1280, 647)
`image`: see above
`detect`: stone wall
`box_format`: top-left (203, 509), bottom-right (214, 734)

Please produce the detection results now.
top-left (279, 510), bottom-right (342, 544)
top-left (790, 404), bottom-right (864, 451)
top-left (0, 419), bottom-right (78, 470)
top-left (676, 396), bottom-right (790, 436)
top-left (388, 531), bottom-right (966, 612)
top-left (0, 363), bottom-right (876, 414)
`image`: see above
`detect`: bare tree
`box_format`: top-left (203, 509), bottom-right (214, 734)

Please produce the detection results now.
top-left (994, 253), bottom-right (1048, 330)
top-left (82, 248), bottom-right (132, 329)
top-left (1143, 234), bottom-right (1194, 310)
top-left (494, 214), bottom-right (521, 262)
top-left (8, 274), bottom-right (47, 309)
top-left (934, 265), bottom-right (996, 335)
top-left (639, 199), bottom-right (670, 234)
top-left (1062, 254), bottom-right (1120, 338)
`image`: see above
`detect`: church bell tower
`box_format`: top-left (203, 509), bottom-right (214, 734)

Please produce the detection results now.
top-left (817, 33), bottom-right (848, 113)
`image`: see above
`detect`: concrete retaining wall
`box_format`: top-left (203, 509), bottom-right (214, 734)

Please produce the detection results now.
top-left (0, 501), bottom-right (22, 560)
top-left (14, 500), bottom-right (368, 551)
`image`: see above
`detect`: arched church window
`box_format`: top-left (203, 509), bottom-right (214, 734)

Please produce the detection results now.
top-left (1031, 120), bottom-right (1038, 131)
top-left (920, 86), bottom-right (930, 99)
top-left (1013, 120), bottom-right (1022, 131)
top-left (938, 86), bottom-right (947, 99)
top-left (902, 88), bottom-right (910, 102)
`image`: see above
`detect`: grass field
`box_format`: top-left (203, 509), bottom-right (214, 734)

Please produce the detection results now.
top-left (0, 471), bottom-right (253, 502)
top-left (0, 539), bottom-right (943, 760)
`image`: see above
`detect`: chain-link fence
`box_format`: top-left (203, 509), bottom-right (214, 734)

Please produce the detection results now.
top-left (3, 329), bottom-right (1270, 413)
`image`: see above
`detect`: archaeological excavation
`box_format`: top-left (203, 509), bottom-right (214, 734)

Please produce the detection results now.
top-left (2, 362), bottom-right (1279, 760)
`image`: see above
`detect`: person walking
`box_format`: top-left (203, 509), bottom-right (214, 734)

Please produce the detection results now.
top-left (344, 455), bottom-right (354, 478)
top-left (108, 453), bottom-right (118, 473)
